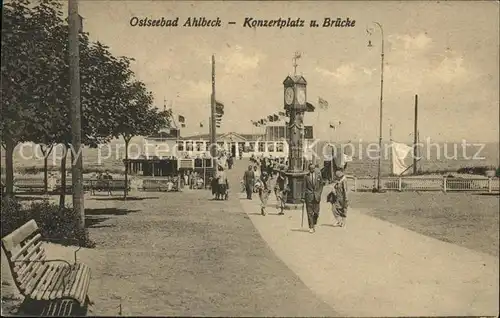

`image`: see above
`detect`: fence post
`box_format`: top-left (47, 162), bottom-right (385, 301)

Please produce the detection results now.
top-left (443, 176), bottom-right (447, 193)
top-left (488, 177), bottom-right (492, 193)
top-left (398, 177), bottom-right (402, 192)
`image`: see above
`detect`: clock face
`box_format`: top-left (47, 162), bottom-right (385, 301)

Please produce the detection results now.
top-left (284, 87), bottom-right (294, 105)
top-left (297, 88), bottom-right (306, 105)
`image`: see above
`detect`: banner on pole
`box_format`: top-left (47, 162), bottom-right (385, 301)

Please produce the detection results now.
top-left (391, 142), bottom-right (413, 175)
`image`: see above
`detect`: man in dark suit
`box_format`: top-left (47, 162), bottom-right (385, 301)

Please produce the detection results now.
top-left (242, 165), bottom-right (255, 199)
top-left (303, 163), bottom-right (325, 233)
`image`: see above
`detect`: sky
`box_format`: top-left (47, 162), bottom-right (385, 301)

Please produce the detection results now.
top-left (67, 0), bottom-right (498, 143)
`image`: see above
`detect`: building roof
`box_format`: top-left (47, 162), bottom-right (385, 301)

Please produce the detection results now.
top-left (181, 132), bottom-right (265, 141)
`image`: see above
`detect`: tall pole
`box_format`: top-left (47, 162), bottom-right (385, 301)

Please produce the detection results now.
top-left (372, 21), bottom-right (385, 192)
top-left (413, 94), bottom-right (418, 175)
top-left (210, 55), bottom-right (216, 158)
top-left (389, 124), bottom-right (393, 176)
top-left (69, 0), bottom-right (84, 228)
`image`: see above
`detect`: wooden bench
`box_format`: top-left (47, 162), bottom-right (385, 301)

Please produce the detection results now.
top-left (88, 179), bottom-right (130, 195)
top-left (14, 178), bottom-right (46, 193)
top-left (1, 220), bottom-right (91, 316)
top-left (142, 178), bottom-right (179, 192)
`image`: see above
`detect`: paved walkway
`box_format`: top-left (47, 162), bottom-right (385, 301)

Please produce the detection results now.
top-left (238, 162), bottom-right (499, 316)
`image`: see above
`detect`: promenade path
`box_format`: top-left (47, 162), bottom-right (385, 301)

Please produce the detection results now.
top-left (2, 162), bottom-right (336, 316)
top-left (238, 160), bottom-right (499, 316)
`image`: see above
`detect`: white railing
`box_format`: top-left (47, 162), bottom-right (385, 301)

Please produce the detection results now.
top-left (349, 176), bottom-right (500, 193)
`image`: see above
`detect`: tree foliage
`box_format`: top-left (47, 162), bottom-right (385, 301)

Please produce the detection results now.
top-left (1, 0), bottom-right (170, 196)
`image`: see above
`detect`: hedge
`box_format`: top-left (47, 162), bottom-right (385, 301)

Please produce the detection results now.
top-left (1, 197), bottom-right (95, 248)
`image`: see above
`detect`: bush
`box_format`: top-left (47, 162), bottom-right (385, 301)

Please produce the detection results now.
top-left (1, 197), bottom-right (95, 248)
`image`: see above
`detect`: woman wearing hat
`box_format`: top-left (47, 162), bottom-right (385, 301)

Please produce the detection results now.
top-left (327, 169), bottom-right (349, 227)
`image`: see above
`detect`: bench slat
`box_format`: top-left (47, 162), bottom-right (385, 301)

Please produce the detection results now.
top-left (18, 253), bottom-right (46, 287)
top-left (77, 267), bottom-right (91, 305)
top-left (58, 264), bottom-right (81, 299)
top-left (12, 234), bottom-right (42, 262)
top-left (68, 264), bottom-right (86, 297)
top-left (2, 220), bottom-right (39, 252)
top-left (49, 266), bottom-right (71, 300)
top-left (23, 264), bottom-right (49, 295)
top-left (31, 263), bottom-right (58, 300)
top-left (36, 263), bottom-right (65, 300)
top-left (72, 266), bottom-right (90, 304)
top-left (17, 247), bottom-right (45, 276)
top-left (16, 241), bottom-right (44, 265)
top-left (27, 262), bottom-right (56, 297)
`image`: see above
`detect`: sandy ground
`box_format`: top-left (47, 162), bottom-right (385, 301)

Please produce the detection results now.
top-left (238, 175), bottom-right (499, 316)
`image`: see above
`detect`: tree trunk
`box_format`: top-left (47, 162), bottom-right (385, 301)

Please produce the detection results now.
top-left (41, 144), bottom-right (54, 194)
top-left (124, 137), bottom-right (130, 199)
top-left (59, 144), bottom-right (68, 209)
top-left (4, 139), bottom-right (16, 197)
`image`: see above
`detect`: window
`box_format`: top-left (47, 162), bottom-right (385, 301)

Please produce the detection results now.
top-left (186, 142), bottom-right (193, 151)
top-left (267, 142), bottom-right (275, 152)
top-left (195, 142), bottom-right (203, 151)
top-left (177, 141), bottom-right (184, 151)
top-left (258, 142), bottom-right (265, 152)
top-left (247, 142), bottom-right (255, 152)
top-left (276, 142), bottom-right (284, 152)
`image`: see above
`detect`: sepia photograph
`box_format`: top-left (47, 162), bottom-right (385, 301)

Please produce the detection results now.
top-left (1, 0), bottom-right (499, 316)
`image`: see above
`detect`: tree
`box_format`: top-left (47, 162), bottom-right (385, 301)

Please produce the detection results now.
top-left (113, 80), bottom-right (171, 199)
top-left (1, 0), bottom-right (40, 196)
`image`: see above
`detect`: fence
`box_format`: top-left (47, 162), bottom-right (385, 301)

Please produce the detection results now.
top-left (348, 176), bottom-right (500, 193)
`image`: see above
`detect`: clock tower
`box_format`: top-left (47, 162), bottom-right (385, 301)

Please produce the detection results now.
top-left (283, 75), bottom-right (308, 204)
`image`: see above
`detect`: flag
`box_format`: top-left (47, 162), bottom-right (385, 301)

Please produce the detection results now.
top-left (294, 51), bottom-right (301, 59)
top-left (200, 122), bottom-right (203, 128)
top-left (273, 114), bottom-right (279, 121)
top-left (318, 97), bottom-right (329, 110)
top-left (391, 142), bottom-right (413, 175)
top-left (216, 100), bottom-right (224, 115)
top-left (268, 115), bottom-right (274, 122)
top-left (278, 111), bottom-right (286, 117)
top-left (178, 115), bottom-right (185, 123)
top-left (329, 122), bottom-right (336, 130)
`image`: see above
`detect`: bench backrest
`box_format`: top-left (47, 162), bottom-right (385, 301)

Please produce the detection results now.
top-left (1, 220), bottom-right (46, 293)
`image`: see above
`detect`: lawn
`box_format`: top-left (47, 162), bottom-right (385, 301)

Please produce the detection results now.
top-left (350, 191), bottom-right (499, 256)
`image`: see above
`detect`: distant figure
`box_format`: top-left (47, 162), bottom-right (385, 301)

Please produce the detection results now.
top-left (274, 171), bottom-right (288, 215)
top-left (327, 169), bottom-right (349, 227)
top-left (258, 171), bottom-right (271, 216)
top-left (253, 165), bottom-right (261, 192)
top-left (166, 179), bottom-right (174, 192)
top-left (243, 165), bottom-right (255, 200)
top-left (210, 176), bottom-right (218, 198)
top-left (239, 152), bottom-right (243, 160)
top-left (303, 163), bottom-right (325, 233)
top-left (216, 166), bottom-right (228, 200)
top-left (227, 156), bottom-right (234, 170)
top-left (103, 171), bottom-right (113, 180)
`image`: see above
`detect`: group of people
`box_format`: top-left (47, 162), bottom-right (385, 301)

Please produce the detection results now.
top-left (242, 159), bottom-right (290, 216)
top-left (243, 158), bottom-right (349, 232)
top-left (303, 163), bottom-right (349, 233)
top-left (181, 170), bottom-right (204, 189)
top-left (211, 161), bottom-right (229, 200)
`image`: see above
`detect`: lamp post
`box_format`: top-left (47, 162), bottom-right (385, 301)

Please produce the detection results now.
top-left (367, 21), bottom-right (385, 192)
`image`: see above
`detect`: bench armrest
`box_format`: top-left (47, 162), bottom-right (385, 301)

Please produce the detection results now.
top-left (43, 238), bottom-right (83, 264)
